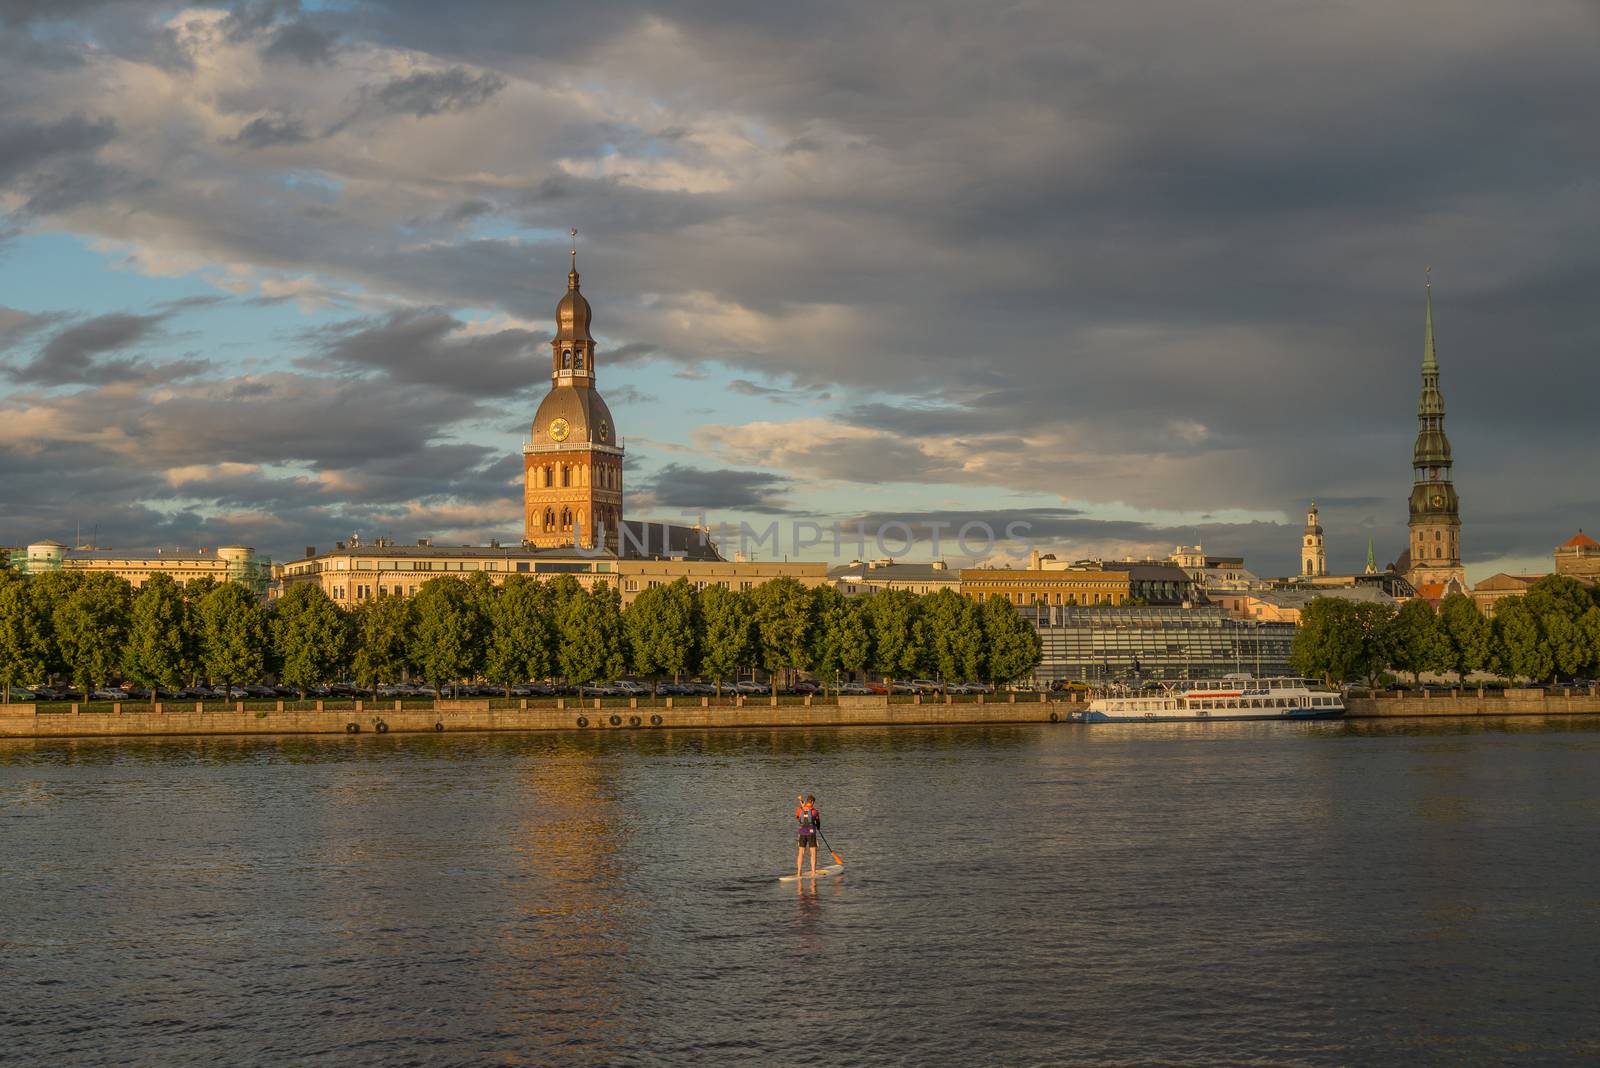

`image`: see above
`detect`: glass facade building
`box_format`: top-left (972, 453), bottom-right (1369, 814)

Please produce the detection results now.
top-left (1027, 605), bottom-right (1296, 685)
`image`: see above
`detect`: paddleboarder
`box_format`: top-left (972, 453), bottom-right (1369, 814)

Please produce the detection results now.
top-left (795, 794), bottom-right (821, 879)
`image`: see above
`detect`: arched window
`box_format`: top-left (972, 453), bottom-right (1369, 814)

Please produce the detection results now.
top-left (544, 465), bottom-right (553, 488)
top-left (574, 348), bottom-right (584, 370)
top-left (544, 508), bottom-right (555, 532)
top-left (562, 349), bottom-right (572, 368)
top-left (561, 508), bottom-right (572, 530)
top-left (562, 465), bottom-right (570, 488)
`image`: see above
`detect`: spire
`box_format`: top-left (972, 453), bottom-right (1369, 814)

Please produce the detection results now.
top-left (1365, 535), bottom-right (1377, 574)
top-left (1422, 266), bottom-right (1438, 374)
top-left (568, 227), bottom-right (580, 290)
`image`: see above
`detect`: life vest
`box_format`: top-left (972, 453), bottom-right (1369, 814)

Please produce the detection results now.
top-left (796, 804), bottom-right (818, 833)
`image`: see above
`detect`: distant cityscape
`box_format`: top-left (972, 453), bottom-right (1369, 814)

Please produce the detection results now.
top-left (4, 262), bottom-right (1596, 686)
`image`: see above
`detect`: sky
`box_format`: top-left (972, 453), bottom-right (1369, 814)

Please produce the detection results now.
top-left (1, 0), bottom-right (1597, 580)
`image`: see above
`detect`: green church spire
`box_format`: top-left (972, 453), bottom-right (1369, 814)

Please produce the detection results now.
top-left (1365, 535), bottom-right (1377, 574)
top-left (1422, 269), bottom-right (1439, 374)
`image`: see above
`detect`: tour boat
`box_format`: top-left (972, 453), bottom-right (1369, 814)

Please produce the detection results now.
top-left (1082, 675), bottom-right (1344, 723)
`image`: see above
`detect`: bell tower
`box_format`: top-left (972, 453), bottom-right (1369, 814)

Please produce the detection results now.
top-left (523, 230), bottom-right (623, 551)
top-left (1406, 273), bottom-right (1464, 589)
top-left (1301, 500), bottom-right (1326, 577)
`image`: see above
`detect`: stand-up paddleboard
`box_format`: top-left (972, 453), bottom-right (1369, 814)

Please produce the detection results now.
top-left (779, 863), bottom-right (844, 882)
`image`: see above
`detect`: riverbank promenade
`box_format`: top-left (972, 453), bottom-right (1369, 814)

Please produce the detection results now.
top-left (4, 688), bottom-right (1599, 738)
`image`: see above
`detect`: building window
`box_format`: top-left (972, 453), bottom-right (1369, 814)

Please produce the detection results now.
top-left (516, 562), bottom-right (530, 572)
top-left (562, 466), bottom-right (571, 488)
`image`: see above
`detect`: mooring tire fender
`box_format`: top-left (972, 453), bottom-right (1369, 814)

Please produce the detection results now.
top-left (375, 721), bottom-right (389, 734)
top-left (609, 714), bottom-right (622, 726)
top-left (433, 722), bottom-right (444, 732)
top-left (576, 716), bottom-right (589, 728)
top-left (345, 722), bottom-right (360, 734)
top-left (649, 714), bottom-right (663, 726)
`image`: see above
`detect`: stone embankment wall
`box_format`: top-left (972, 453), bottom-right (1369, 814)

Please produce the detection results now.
top-left (0, 693), bottom-right (1076, 739)
top-left (1345, 687), bottom-right (1600, 718)
top-left (5, 690), bottom-right (1599, 739)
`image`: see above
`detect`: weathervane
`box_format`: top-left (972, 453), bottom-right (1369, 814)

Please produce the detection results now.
top-left (1425, 264), bottom-right (1431, 289)
top-left (570, 227), bottom-right (578, 271)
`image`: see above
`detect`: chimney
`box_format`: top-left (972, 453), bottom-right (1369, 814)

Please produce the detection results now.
top-left (931, 560), bottom-right (947, 571)
top-left (304, 546), bottom-right (316, 558)
top-left (335, 541), bottom-right (346, 551)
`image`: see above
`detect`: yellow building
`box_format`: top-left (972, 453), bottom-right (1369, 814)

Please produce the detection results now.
top-left (827, 559), bottom-right (961, 597)
top-left (277, 537), bottom-right (826, 606)
top-left (961, 566), bottom-right (1132, 607)
top-left (617, 559), bottom-right (828, 604)
top-left (277, 539), bottom-right (615, 603)
top-left (7, 541), bottom-right (271, 595)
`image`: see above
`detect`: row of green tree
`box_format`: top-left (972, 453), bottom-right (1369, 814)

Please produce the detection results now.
top-left (0, 569), bottom-right (1043, 703)
top-left (1290, 576), bottom-right (1600, 687)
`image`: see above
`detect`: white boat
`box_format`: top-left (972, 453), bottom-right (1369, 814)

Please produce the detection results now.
top-left (1082, 675), bottom-right (1344, 723)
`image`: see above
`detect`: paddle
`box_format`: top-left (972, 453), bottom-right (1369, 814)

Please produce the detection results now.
top-left (817, 827), bottom-right (844, 868)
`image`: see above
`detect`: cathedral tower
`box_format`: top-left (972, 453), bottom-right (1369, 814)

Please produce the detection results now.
top-left (1301, 501), bottom-right (1326, 577)
top-left (523, 233), bottom-right (623, 551)
top-left (1405, 275), bottom-right (1464, 588)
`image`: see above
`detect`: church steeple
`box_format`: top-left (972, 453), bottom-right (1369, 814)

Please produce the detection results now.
top-left (1301, 500), bottom-right (1326, 578)
top-left (1406, 271), bottom-right (1463, 588)
top-left (524, 231), bottom-right (623, 552)
top-left (552, 228), bottom-right (595, 380)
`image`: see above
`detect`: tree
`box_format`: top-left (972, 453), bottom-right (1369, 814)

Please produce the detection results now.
top-left (197, 582), bottom-right (270, 695)
top-left (749, 577), bottom-right (813, 697)
top-left (697, 584), bottom-right (750, 697)
top-left (559, 580), bottom-right (624, 698)
top-left (123, 574), bottom-right (191, 706)
top-left (1581, 607), bottom-right (1600, 682)
top-left (180, 576), bottom-right (221, 685)
top-left (409, 577), bottom-right (484, 697)
top-left (920, 588), bottom-right (983, 689)
top-left (865, 588), bottom-right (922, 690)
top-left (980, 595), bottom-right (1041, 687)
top-left (624, 578), bottom-right (697, 693)
top-left (273, 583), bottom-right (350, 698)
top-left (1387, 598), bottom-right (1447, 685)
top-left (1491, 596), bottom-right (1551, 684)
top-left (1437, 592), bottom-right (1491, 683)
top-left (0, 575), bottom-right (48, 704)
top-left (809, 585), bottom-right (870, 696)
top-left (1291, 598), bottom-right (1361, 686)
top-left (53, 572), bottom-right (132, 695)
top-left (27, 570), bottom-right (82, 684)
top-left (484, 574), bottom-right (554, 698)
top-left (1350, 600), bottom-right (1398, 688)
top-left (352, 595), bottom-right (413, 695)
top-left (1523, 575), bottom-right (1595, 682)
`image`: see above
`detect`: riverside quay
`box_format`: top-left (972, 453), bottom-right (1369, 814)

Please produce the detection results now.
top-left (1027, 605), bottom-right (1296, 685)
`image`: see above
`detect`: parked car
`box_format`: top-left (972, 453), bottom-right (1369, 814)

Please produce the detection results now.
top-left (7, 689), bottom-right (39, 702)
top-left (89, 688), bottom-right (126, 701)
top-left (836, 683), bottom-right (872, 696)
top-left (791, 681), bottom-right (819, 695)
top-left (614, 680), bottom-right (650, 696)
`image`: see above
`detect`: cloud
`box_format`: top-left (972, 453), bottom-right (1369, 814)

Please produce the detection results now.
top-left (1, 1), bottom-right (1598, 572)
top-left (301, 307), bottom-right (541, 397)
top-left (5, 310), bottom-right (211, 386)
top-left (635, 462), bottom-right (793, 515)
top-left (0, 114), bottom-right (115, 185)
top-left (371, 66), bottom-right (506, 117)
top-left (228, 114), bottom-right (311, 148)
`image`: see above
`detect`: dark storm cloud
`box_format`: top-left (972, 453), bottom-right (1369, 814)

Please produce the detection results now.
top-left (0, 115), bottom-right (115, 185)
top-left (260, 19), bottom-right (337, 65)
top-left (302, 307), bottom-right (540, 398)
top-left (2, 1), bottom-right (1598, 569)
top-left (5, 311), bottom-right (210, 386)
top-left (372, 67), bottom-right (506, 117)
top-left (638, 463), bottom-right (793, 515)
top-left (228, 115), bottom-right (311, 148)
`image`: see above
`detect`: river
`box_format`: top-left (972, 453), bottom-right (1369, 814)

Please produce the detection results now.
top-left (3, 717), bottom-right (1599, 1065)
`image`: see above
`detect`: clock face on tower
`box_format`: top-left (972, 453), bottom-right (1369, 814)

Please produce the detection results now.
top-left (598, 420), bottom-right (610, 442)
top-left (1431, 494), bottom-right (1445, 507)
top-left (549, 417), bottom-right (570, 442)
